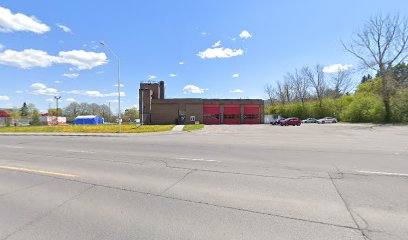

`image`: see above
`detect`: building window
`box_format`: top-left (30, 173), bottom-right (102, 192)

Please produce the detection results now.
top-left (204, 114), bottom-right (220, 119)
top-left (190, 116), bottom-right (195, 122)
top-left (244, 114), bottom-right (259, 119)
top-left (223, 114), bottom-right (240, 119)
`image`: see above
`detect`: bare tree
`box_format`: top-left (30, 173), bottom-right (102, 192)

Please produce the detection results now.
top-left (275, 79), bottom-right (293, 105)
top-left (286, 68), bottom-right (309, 107)
top-left (330, 69), bottom-right (354, 97)
top-left (264, 83), bottom-right (276, 105)
top-left (302, 65), bottom-right (327, 109)
top-left (343, 14), bottom-right (408, 121)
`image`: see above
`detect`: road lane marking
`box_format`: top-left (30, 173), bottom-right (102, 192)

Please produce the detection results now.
top-left (358, 170), bottom-right (408, 177)
top-left (0, 165), bottom-right (78, 178)
top-left (65, 149), bottom-right (95, 154)
top-left (174, 157), bottom-right (219, 162)
top-left (0, 145), bottom-right (24, 149)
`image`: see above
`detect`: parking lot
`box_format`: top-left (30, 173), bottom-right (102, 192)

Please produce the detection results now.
top-left (0, 123), bottom-right (407, 240)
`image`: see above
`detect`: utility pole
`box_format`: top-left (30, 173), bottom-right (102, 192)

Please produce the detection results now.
top-left (54, 96), bottom-right (61, 125)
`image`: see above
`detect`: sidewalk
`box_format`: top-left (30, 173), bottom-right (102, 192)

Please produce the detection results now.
top-left (171, 125), bottom-right (184, 131)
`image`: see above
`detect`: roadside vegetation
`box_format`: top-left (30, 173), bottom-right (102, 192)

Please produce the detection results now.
top-left (265, 14), bottom-right (408, 123)
top-left (183, 124), bottom-right (205, 131)
top-left (0, 124), bottom-right (175, 133)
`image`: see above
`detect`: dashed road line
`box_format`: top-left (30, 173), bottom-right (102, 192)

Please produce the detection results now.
top-left (358, 170), bottom-right (408, 177)
top-left (174, 157), bottom-right (219, 162)
top-left (0, 165), bottom-right (78, 178)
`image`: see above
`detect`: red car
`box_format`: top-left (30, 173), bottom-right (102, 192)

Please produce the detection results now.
top-left (280, 117), bottom-right (302, 126)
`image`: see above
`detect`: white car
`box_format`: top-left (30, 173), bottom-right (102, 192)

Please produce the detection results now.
top-left (317, 117), bottom-right (337, 124)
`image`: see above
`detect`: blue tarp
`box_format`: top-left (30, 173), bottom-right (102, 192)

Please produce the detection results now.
top-left (73, 116), bottom-right (104, 125)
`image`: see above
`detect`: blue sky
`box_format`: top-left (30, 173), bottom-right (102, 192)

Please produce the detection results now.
top-left (1, 0), bottom-right (408, 113)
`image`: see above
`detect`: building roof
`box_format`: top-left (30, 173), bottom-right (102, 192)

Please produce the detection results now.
top-left (74, 115), bottom-right (100, 119)
top-left (0, 110), bottom-right (11, 118)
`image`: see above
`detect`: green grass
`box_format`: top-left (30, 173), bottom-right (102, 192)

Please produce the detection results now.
top-left (183, 124), bottom-right (205, 131)
top-left (0, 124), bottom-right (175, 133)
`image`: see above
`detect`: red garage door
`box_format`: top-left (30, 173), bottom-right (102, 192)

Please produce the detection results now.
top-left (243, 105), bottom-right (260, 124)
top-left (203, 104), bottom-right (220, 124)
top-left (224, 104), bottom-right (241, 124)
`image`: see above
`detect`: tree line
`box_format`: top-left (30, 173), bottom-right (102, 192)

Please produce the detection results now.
top-left (265, 14), bottom-right (408, 123)
top-left (3, 102), bottom-right (139, 125)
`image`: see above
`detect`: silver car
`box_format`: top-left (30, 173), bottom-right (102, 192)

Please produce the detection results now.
top-left (317, 117), bottom-right (338, 124)
top-left (302, 118), bottom-right (317, 123)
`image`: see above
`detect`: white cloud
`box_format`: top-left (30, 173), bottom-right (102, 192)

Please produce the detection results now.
top-left (64, 90), bottom-right (81, 94)
top-left (0, 43), bottom-right (4, 50)
top-left (54, 80), bottom-right (61, 84)
top-left (323, 64), bottom-right (353, 73)
top-left (198, 47), bottom-right (244, 59)
top-left (84, 91), bottom-right (126, 97)
top-left (179, 62), bottom-right (184, 65)
top-left (46, 98), bottom-right (54, 102)
top-left (148, 75), bottom-right (157, 80)
top-left (65, 98), bottom-right (76, 102)
top-left (106, 99), bottom-right (119, 103)
top-left (30, 83), bottom-right (58, 96)
top-left (0, 49), bottom-right (107, 70)
top-left (239, 30), bottom-right (252, 39)
top-left (30, 83), bottom-right (47, 90)
top-left (232, 73), bottom-right (239, 78)
top-left (96, 70), bottom-right (104, 74)
top-left (0, 96), bottom-right (10, 101)
top-left (56, 24), bottom-right (72, 33)
top-left (183, 85), bottom-right (207, 94)
top-left (0, 49), bottom-right (57, 69)
top-left (229, 89), bottom-right (244, 93)
top-left (15, 90), bottom-right (24, 94)
top-left (113, 84), bottom-right (124, 87)
top-left (0, 6), bottom-right (50, 34)
top-left (169, 74), bottom-right (177, 77)
top-left (212, 41), bottom-right (221, 47)
top-left (63, 73), bottom-right (79, 79)
top-left (57, 50), bottom-right (107, 70)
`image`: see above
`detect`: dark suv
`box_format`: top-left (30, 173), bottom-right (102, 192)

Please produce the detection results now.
top-left (280, 117), bottom-right (302, 126)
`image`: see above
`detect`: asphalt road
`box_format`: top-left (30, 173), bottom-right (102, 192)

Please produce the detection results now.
top-left (0, 124), bottom-right (407, 240)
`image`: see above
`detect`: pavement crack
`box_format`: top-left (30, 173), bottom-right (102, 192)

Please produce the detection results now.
top-left (328, 171), bottom-right (372, 240)
top-left (2, 184), bottom-right (94, 240)
top-left (161, 169), bottom-right (195, 194)
top-left (0, 179), bottom-right (54, 198)
top-left (2, 167), bottom-right (362, 233)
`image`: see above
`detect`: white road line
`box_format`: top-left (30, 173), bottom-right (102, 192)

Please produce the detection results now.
top-left (65, 149), bottom-right (95, 154)
top-left (0, 145), bottom-right (24, 149)
top-left (358, 170), bottom-right (408, 177)
top-left (174, 157), bottom-right (219, 162)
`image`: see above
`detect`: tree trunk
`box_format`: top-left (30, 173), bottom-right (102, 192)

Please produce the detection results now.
top-left (380, 69), bottom-right (392, 122)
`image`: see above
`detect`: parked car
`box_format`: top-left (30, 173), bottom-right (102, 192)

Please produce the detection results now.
top-left (302, 118), bottom-right (317, 123)
top-left (317, 117), bottom-right (338, 124)
top-left (280, 117), bottom-right (301, 126)
top-left (270, 117), bottom-right (285, 125)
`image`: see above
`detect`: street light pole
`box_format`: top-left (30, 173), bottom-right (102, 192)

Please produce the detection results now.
top-left (100, 41), bottom-right (121, 132)
top-left (54, 96), bottom-right (61, 125)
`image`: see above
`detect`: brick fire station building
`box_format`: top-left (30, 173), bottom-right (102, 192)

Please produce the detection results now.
top-left (139, 81), bottom-right (264, 125)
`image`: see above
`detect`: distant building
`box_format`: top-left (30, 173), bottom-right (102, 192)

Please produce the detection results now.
top-left (139, 81), bottom-right (264, 125)
top-left (73, 115), bottom-right (104, 125)
top-left (39, 114), bottom-right (66, 125)
top-left (0, 110), bottom-right (11, 126)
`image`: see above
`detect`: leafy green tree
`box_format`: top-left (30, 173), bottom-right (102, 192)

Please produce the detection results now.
top-left (123, 107), bottom-right (139, 122)
top-left (391, 89), bottom-right (408, 122)
top-left (20, 102), bottom-right (29, 117)
top-left (31, 109), bottom-right (41, 125)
